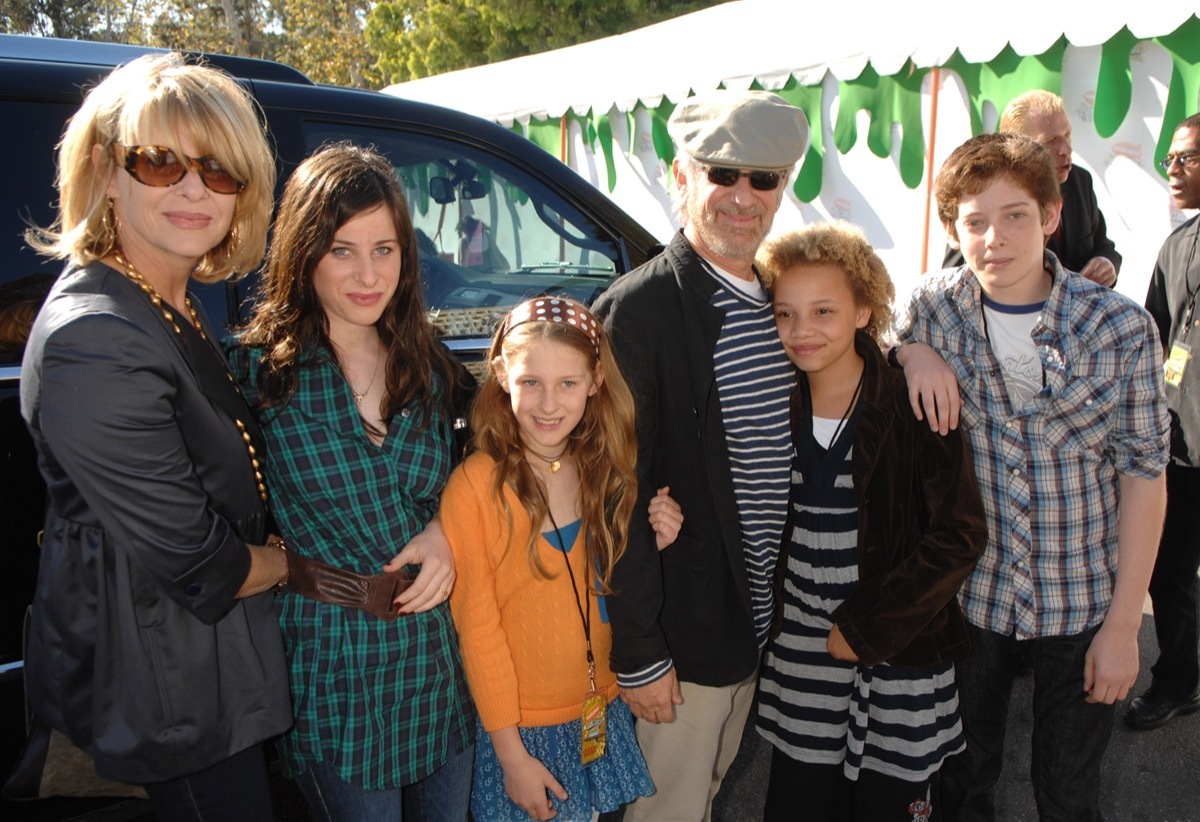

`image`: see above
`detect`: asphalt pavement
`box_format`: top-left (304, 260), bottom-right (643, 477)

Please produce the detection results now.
top-left (711, 607), bottom-right (1200, 822)
top-left (7, 608), bottom-right (1194, 821)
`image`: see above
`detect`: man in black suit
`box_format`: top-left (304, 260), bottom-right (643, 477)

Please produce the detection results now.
top-left (943, 90), bottom-right (1121, 286)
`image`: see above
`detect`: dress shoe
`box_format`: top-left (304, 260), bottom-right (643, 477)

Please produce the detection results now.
top-left (1124, 688), bottom-right (1200, 730)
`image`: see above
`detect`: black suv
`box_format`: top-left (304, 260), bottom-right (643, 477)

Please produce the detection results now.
top-left (0, 34), bottom-right (658, 818)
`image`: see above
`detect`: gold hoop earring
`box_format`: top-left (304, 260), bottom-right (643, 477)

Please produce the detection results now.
top-left (98, 198), bottom-right (117, 257)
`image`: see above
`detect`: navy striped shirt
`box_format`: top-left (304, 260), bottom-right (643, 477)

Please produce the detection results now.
top-left (707, 268), bottom-right (794, 645)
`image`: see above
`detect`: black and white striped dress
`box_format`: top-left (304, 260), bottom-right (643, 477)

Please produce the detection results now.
top-left (757, 406), bottom-right (965, 782)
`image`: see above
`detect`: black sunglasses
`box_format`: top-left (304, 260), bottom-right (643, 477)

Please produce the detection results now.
top-left (703, 165), bottom-right (786, 191)
top-left (114, 144), bottom-right (245, 195)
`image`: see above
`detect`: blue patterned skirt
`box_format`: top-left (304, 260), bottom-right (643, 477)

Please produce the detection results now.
top-left (470, 696), bottom-right (654, 821)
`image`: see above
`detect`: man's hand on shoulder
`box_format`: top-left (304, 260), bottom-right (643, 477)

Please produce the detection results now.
top-left (619, 668), bottom-right (683, 724)
top-left (1079, 256), bottom-right (1118, 287)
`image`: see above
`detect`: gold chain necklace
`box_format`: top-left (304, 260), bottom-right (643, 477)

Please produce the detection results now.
top-left (111, 249), bottom-right (268, 503)
top-left (112, 249), bottom-right (206, 339)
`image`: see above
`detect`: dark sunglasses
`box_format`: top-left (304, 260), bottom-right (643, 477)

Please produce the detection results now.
top-left (114, 144), bottom-right (245, 195)
top-left (703, 165), bottom-right (786, 191)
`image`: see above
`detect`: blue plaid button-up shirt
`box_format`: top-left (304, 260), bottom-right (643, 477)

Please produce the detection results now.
top-left (895, 254), bottom-right (1169, 639)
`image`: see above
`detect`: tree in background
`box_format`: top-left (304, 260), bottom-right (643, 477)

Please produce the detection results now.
top-left (1, 0), bottom-right (105, 39)
top-left (367, 0), bottom-right (724, 84)
top-left (143, 0), bottom-right (276, 59)
top-left (2, 0), bottom-right (270, 56)
top-left (366, 0), bottom-right (486, 83)
top-left (1, 0), bottom-right (722, 88)
top-left (272, 0), bottom-right (376, 87)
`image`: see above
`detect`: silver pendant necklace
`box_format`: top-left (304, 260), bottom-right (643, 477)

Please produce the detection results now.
top-left (343, 351), bottom-right (381, 407)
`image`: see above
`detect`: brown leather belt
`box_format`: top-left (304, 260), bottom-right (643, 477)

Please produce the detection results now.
top-left (285, 551), bottom-right (413, 620)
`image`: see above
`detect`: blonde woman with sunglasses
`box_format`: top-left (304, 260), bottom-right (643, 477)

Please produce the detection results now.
top-left (17, 53), bottom-right (290, 820)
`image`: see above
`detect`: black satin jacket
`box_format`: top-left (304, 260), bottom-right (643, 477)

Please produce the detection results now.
top-left (19, 262), bottom-right (291, 783)
top-left (772, 332), bottom-right (988, 668)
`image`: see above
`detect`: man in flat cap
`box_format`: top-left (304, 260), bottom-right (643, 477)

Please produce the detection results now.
top-left (592, 89), bottom-right (809, 821)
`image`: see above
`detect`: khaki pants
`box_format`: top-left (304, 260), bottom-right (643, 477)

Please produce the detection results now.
top-left (623, 671), bottom-right (757, 822)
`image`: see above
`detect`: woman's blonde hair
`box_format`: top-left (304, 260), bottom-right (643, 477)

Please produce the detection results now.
top-left (27, 52), bottom-right (275, 283)
top-left (757, 221), bottom-right (896, 343)
top-left (470, 309), bottom-right (637, 591)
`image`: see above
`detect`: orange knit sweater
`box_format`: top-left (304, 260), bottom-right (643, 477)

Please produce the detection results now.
top-left (442, 452), bottom-right (618, 733)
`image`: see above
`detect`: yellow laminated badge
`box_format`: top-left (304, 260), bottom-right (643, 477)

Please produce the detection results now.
top-left (1165, 341), bottom-right (1191, 388)
top-left (580, 691), bottom-right (607, 765)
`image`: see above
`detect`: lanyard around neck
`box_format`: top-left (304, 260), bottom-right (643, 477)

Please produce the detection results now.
top-left (547, 508), bottom-right (595, 692)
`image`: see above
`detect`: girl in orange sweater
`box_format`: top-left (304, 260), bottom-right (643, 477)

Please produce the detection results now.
top-left (442, 297), bottom-right (660, 821)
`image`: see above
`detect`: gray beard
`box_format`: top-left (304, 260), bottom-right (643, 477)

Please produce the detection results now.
top-left (695, 213), bottom-right (772, 264)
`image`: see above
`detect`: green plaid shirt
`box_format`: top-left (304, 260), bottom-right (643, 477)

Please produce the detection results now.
top-left (230, 344), bottom-right (474, 789)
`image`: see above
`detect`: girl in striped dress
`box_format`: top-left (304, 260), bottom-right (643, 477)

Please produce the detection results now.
top-left (754, 223), bottom-right (987, 821)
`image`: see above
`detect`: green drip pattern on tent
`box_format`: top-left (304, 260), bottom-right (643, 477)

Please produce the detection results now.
top-left (515, 16), bottom-right (1200, 199)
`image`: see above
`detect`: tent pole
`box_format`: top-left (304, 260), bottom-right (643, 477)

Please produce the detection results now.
top-left (921, 67), bottom-right (942, 275)
top-left (560, 113), bottom-right (568, 164)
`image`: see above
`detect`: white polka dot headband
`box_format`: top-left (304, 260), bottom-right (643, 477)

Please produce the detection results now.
top-left (499, 297), bottom-right (602, 354)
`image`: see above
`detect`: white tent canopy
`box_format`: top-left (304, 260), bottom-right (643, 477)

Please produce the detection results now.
top-left (385, 0), bottom-right (1197, 124)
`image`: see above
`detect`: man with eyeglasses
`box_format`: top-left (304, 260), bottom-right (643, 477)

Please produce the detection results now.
top-left (943, 90), bottom-right (1122, 287)
top-left (592, 90), bottom-right (807, 821)
top-left (1131, 112), bottom-right (1200, 732)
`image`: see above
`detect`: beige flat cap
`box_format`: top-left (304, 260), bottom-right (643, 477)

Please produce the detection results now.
top-left (669, 90), bottom-right (810, 171)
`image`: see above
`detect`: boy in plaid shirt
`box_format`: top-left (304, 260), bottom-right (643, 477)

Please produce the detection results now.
top-left (894, 132), bottom-right (1169, 821)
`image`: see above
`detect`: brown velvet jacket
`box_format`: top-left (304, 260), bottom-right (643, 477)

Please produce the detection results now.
top-left (771, 332), bottom-right (988, 668)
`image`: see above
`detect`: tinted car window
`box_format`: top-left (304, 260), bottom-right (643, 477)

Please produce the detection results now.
top-left (0, 100), bottom-right (79, 370)
top-left (0, 100), bottom-right (67, 668)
